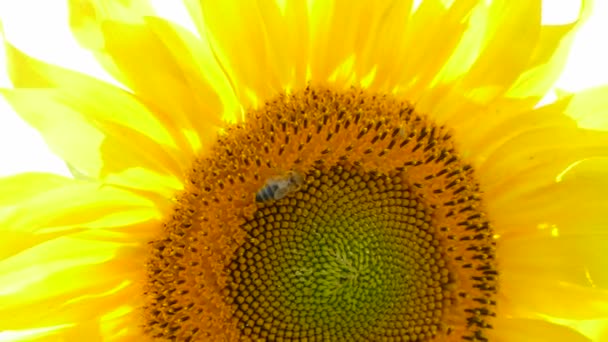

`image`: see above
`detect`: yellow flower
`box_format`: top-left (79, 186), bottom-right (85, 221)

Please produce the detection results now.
top-left (1, 0), bottom-right (608, 341)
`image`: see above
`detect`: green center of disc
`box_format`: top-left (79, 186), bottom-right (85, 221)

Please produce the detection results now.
top-left (226, 164), bottom-right (451, 341)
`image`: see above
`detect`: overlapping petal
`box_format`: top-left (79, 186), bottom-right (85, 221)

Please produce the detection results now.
top-left (100, 19), bottom-right (226, 148)
top-left (0, 178), bottom-right (160, 261)
top-left (490, 318), bottom-right (592, 342)
top-left (420, 0), bottom-right (589, 126)
top-left (3, 42), bottom-right (194, 195)
top-left (67, 0), bottom-right (156, 84)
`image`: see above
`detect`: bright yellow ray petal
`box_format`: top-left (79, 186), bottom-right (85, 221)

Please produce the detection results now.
top-left (506, 22), bottom-right (580, 99)
top-left (67, 0), bottom-right (155, 85)
top-left (1, 234), bottom-right (127, 295)
top-left (416, 0), bottom-right (540, 123)
top-left (469, 92), bottom-right (608, 200)
top-left (0, 181), bottom-right (160, 260)
top-left (61, 320), bottom-right (104, 342)
top-left (0, 327), bottom-right (70, 342)
top-left (0, 172), bottom-right (73, 208)
top-left (1, 88), bottom-right (185, 196)
top-left (500, 233), bottom-right (608, 289)
top-left (1, 228), bottom-right (86, 269)
top-left (0, 179), bottom-right (157, 334)
top-left (585, 319), bottom-right (608, 342)
top-left (348, 0), bottom-right (413, 88)
top-left (97, 306), bottom-right (145, 341)
top-left (258, 0), bottom-right (309, 90)
top-left (456, 1), bottom-right (542, 100)
top-left (566, 85), bottom-right (608, 131)
top-left (62, 310), bottom-right (146, 342)
top-left (1, 182), bottom-right (157, 233)
top-left (0, 256), bottom-right (142, 330)
top-left (307, 0), bottom-right (384, 86)
top-left (4, 41), bottom-right (185, 151)
top-left (200, 1), bottom-right (291, 108)
top-left (0, 175), bottom-right (88, 261)
top-left (100, 20), bottom-right (224, 152)
top-left (490, 156), bottom-right (608, 234)
top-left (490, 318), bottom-right (591, 342)
top-left (304, 0), bottom-right (476, 90)
top-left (492, 157), bottom-right (608, 291)
top-left (392, 0), bottom-right (478, 98)
top-left (3, 41), bottom-right (196, 190)
top-left (500, 270), bottom-right (608, 320)
top-left (69, 0), bottom-right (232, 151)
top-left (1, 89), bottom-right (102, 180)
top-left (419, 0), bottom-right (589, 127)
top-left (144, 17), bottom-right (238, 125)
top-left (68, 0), bottom-right (154, 49)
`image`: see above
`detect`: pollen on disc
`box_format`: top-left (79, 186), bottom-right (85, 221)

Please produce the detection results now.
top-left (143, 87), bottom-right (498, 342)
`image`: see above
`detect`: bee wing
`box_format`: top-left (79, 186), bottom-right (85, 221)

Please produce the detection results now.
top-left (289, 171), bottom-right (305, 186)
top-left (272, 184), bottom-right (291, 200)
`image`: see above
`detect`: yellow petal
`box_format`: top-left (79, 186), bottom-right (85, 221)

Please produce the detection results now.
top-left (64, 310), bottom-right (144, 342)
top-left (0, 172), bottom-right (73, 207)
top-left (0, 179), bottom-right (159, 261)
top-left (200, 1), bottom-right (291, 108)
top-left (494, 158), bottom-right (608, 289)
top-left (500, 233), bottom-right (608, 290)
top-left (2, 181), bottom-right (157, 233)
top-left (471, 96), bottom-right (608, 201)
top-left (307, 0), bottom-right (381, 85)
top-left (419, 0), bottom-right (588, 125)
top-left (1, 88), bottom-right (103, 180)
top-left (566, 85), bottom-right (608, 131)
top-left (61, 320), bottom-right (104, 342)
top-left (68, 0), bottom-right (153, 50)
top-left (499, 270), bottom-right (608, 319)
top-left (0, 174), bottom-right (81, 260)
top-left (349, 0), bottom-right (414, 88)
top-left (490, 318), bottom-right (591, 342)
top-left (393, 0), bottom-right (478, 98)
top-left (507, 22), bottom-right (579, 99)
top-left (101, 20), bottom-right (225, 151)
top-left (4, 41), bottom-right (184, 149)
top-left (455, 1), bottom-right (542, 100)
top-left (2, 88), bottom-right (185, 196)
top-left (0, 254), bottom-right (142, 330)
top-left (258, 0), bottom-right (310, 90)
top-left (4, 41), bottom-right (194, 182)
top-left (144, 17), bottom-right (238, 125)
top-left (483, 136), bottom-right (608, 254)
top-left (507, 1), bottom-right (592, 99)
top-left (490, 156), bottom-right (608, 235)
top-left (579, 319), bottom-right (608, 342)
top-left (0, 228), bottom-right (86, 269)
top-left (67, 0), bottom-right (155, 84)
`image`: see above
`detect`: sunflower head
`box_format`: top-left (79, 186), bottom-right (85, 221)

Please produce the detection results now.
top-left (143, 86), bottom-right (498, 340)
top-left (1, 1), bottom-right (607, 341)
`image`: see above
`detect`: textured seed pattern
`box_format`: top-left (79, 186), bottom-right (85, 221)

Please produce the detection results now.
top-left (227, 165), bottom-right (451, 341)
top-left (144, 87), bottom-right (498, 341)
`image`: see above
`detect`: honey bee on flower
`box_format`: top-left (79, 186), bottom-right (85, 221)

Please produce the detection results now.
top-left (255, 170), bottom-right (305, 202)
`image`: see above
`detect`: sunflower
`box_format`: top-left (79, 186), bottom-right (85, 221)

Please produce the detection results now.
top-left (1, 0), bottom-right (608, 341)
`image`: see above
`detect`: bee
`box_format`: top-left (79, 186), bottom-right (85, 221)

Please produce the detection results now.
top-left (255, 171), bottom-right (305, 202)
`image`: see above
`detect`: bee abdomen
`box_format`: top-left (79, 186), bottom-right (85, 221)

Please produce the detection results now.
top-left (256, 184), bottom-right (279, 202)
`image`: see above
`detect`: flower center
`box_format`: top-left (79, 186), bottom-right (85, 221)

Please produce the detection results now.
top-left (227, 165), bottom-right (450, 341)
top-left (144, 87), bottom-right (498, 342)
